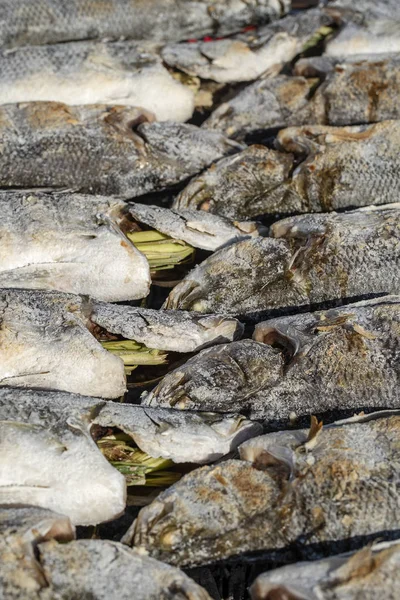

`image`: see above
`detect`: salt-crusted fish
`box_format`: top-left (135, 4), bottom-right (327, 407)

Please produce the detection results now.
top-left (0, 102), bottom-right (243, 197)
top-left (0, 192), bottom-right (259, 300)
top-left (0, 40), bottom-right (194, 121)
top-left (0, 388), bottom-right (260, 524)
top-left (0, 506), bottom-right (211, 599)
top-left (251, 540), bottom-right (400, 600)
top-left (0, 0), bottom-right (290, 49)
top-left (175, 121), bottom-right (400, 218)
top-left (127, 411), bottom-right (400, 567)
top-left (0, 289), bottom-right (242, 397)
top-left (325, 0), bottom-right (400, 56)
top-left (162, 9), bottom-right (334, 84)
top-left (143, 296), bottom-right (400, 419)
top-left (203, 54), bottom-right (400, 139)
top-left (164, 205), bottom-right (400, 316)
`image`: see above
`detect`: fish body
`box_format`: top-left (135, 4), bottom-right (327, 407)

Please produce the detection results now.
top-left (0, 506), bottom-right (211, 600)
top-left (0, 40), bottom-right (194, 121)
top-left (0, 0), bottom-right (289, 49)
top-left (129, 411), bottom-right (400, 567)
top-left (203, 54), bottom-right (400, 139)
top-left (251, 541), bottom-right (400, 600)
top-left (143, 296), bottom-right (400, 419)
top-left (128, 202), bottom-right (263, 251)
top-left (0, 289), bottom-right (241, 397)
top-left (39, 539), bottom-right (211, 600)
top-left (0, 388), bottom-right (262, 524)
top-left (175, 121), bottom-right (400, 218)
top-left (162, 9), bottom-right (334, 83)
top-left (164, 205), bottom-right (400, 316)
top-left (0, 102), bottom-right (242, 197)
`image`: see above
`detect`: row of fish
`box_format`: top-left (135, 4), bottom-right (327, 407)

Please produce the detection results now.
top-left (2, 1), bottom-right (400, 599)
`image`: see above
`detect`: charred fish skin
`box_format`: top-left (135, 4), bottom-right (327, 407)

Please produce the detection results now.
top-left (0, 0), bottom-right (289, 49)
top-left (203, 54), bottom-right (400, 139)
top-left (0, 506), bottom-right (75, 600)
top-left (91, 301), bottom-right (244, 353)
top-left (0, 40), bottom-right (195, 122)
top-left (142, 296), bottom-right (400, 419)
top-left (129, 412), bottom-right (400, 568)
top-left (0, 102), bottom-right (243, 197)
top-left (175, 121), bottom-right (400, 218)
top-left (173, 145), bottom-right (303, 220)
top-left (250, 541), bottom-right (400, 600)
top-left (38, 539), bottom-right (212, 600)
top-left (164, 205), bottom-right (400, 316)
top-left (0, 192), bottom-right (151, 302)
top-left (128, 202), bottom-right (263, 251)
top-left (0, 386), bottom-right (262, 465)
top-left (162, 8), bottom-right (335, 84)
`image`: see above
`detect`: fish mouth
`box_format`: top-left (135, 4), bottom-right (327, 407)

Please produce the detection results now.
top-left (164, 279), bottom-right (205, 310)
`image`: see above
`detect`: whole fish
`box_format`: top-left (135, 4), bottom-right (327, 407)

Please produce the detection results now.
top-left (0, 506), bottom-right (211, 600)
top-left (0, 192), bottom-right (260, 300)
top-left (0, 0), bottom-right (290, 49)
top-left (127, 411), bottom-right (400, 567)
top-left (143, 296), bottom-right (400, 419)
top-left (175, 121), bottom-right (400, 218)
top-left (0, 102), bottom-right (243, 197)
top-left (0, 386), bottom-right (261, 464)
top-left (203, 54), bottom-right (400, 139)
top-left (164, 205), bottom-right (400, 317)
top-left (39, 539), bottom-right (211, 600)
top-left (0, 506), bottom-right (75, 600)
top-left (0, 388), bottom-right (261, 524)
top-left (0, 289), bottom-right (241, 398)
top-left (0, 40), bottom-right (194, 122)
top-left (251, 540), bottom-right (400, 600)
top-left (162, 9), bottom-right (335, 84)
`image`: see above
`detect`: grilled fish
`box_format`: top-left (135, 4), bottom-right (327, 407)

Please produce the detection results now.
top-left (0, 192), bottom-right (260, 300)
top-left (175, 121), bottom-right (400, 218)
top-left (0, 41), bottom-right (194, 122)
top-left (0, 506), bottom-right (211, 600)
top-left (39, 539), bottom-right (211, 600)
top-left (0, 388), bottom-right (261, 523)
top-left (143, 296), bottom-right (400, 419)
top-left (251, 540), bottom-right (400, 600)
top-left (164, 205), bottom-right (400, 317)
top-left (203, 54), bottom-right (400, 139)
top-left (0, 102), bottom-right (242, 197)
top-left (0, 289), bottom-right (241, 397)
top-left (128, 411), bottom-right (400, 567)
top-left (0, 506), bottom-right (75, 600)
top-left (162, 9), bottom-right (335, 84)
top-left (0, 0), bottom-right (289, 49)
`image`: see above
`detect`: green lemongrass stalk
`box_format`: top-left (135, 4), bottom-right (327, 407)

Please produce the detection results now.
top-left (127, 230), bottom-right (195, 271)
top-left (302, 26), bottom-right (334, 52)
top-left (101, 339), bottom-right (168, 375)
top-left (98, 434), bottom-right (181, 487)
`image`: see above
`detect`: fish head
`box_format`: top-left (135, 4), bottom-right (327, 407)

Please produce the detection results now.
top-left (141, 340), bottom-right (285, 415)
top-left (133, 409), bottom-right (262, 464)
top-left (164, 237), bottom-right (304, 315)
